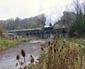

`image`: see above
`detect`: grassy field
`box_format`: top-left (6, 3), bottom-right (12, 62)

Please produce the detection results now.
top-left (15, 38), bottom-right (85, 69)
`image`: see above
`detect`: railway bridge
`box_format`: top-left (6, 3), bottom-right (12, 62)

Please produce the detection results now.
top-left (8, 27), bottom-right (69, 38)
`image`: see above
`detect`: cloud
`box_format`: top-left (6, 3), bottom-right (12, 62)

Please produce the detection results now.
top-left (0, 0), bottom-right (73, 20)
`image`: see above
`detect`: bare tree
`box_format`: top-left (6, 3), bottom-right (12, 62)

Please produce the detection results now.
top-left (73, 0), bottom-right (81, 14)
top-left (73, 0), bottom-right (85, 23)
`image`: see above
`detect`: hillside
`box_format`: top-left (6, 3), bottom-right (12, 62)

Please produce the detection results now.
top-left (0, 14), bottom-right (46, 30)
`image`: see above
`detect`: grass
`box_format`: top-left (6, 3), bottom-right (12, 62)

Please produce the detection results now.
top-left (0, 36), bottom-right (22, 50)
top-left (15, 37), bottom-right (85, 69)
top-left (0, 36), bottom-right (39, 51)
top-left (66, 38), bottom-right (85, 46)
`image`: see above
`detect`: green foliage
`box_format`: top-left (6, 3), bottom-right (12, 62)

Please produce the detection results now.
top-left (0, 14), bottom-right (46, 30)
top-left (0, 36), bottom-right (22, 50)
top-left (54, 12), bottom-right (76, 28)
top-left (70, 14), bottom-right (85, 36)
top-left (0, 36), bottom-right (40, 51)
top-left (70, 0), bottom-right (85, 36)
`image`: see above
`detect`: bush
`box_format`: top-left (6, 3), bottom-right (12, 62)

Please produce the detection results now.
top-left (0, 29), bottom-right (4, 36)
top-left (16, 38), bottom-right (85, 69)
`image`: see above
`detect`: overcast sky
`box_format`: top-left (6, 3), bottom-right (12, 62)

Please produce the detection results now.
top-left (0, 0), bottom-right (74, 20)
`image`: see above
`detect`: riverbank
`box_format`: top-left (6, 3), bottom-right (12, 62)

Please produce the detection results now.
top-left (0, 39), bottom-right (48, 69)
top-left (0, 36), bottom-right (39, 51)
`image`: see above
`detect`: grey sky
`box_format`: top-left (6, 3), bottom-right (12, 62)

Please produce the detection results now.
top-left (0, 0), bottom-right (74, 20)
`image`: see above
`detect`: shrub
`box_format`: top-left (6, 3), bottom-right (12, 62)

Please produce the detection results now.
top-left (16, 38), bottom-right (85, 69)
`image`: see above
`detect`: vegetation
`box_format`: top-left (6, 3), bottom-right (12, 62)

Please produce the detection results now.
top-left (54, 0), bottom-right (85, 37)
top-left (16, 38), bottom-right (85, 69)
top-left (0, 0), bottom-right (85, 69)
top-left (0, 36), bottom-right (22, 51)
top-left (0, 14), bottom-right (46, 30)
top-left (70, 0), bottom-right (85, 36)
top-left (0, 34), bottom-right (39, 51)
top-left (54, 12), bottom-right (76, 28)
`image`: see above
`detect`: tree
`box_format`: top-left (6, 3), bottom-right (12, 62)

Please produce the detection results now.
top-left (0, 28), bottom-right (4, 36)
top-left (70, 0), bottom-right (85, 36)
top-left (55, 11), bottom-right (76, 28)
top-left (0, 14), bottom-right (46, 30)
